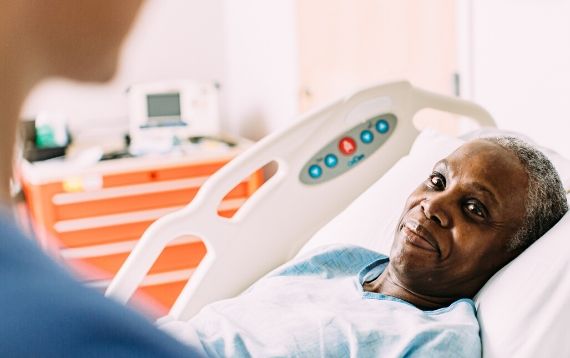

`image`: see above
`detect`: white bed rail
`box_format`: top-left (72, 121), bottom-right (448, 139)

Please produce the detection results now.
top-left (106, 81), bottom-right (495, 321)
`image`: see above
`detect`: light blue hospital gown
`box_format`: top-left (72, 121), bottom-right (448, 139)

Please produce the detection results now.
top-left (162, 245), bottom-right (481, 357)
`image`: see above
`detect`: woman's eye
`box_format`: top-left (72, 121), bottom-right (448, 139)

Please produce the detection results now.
top-left (428, 173), bottom-right (445, 189)
top-left (465, 201), bottom-right (487, 218)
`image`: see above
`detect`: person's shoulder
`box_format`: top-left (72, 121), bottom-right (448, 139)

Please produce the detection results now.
top-left (424, 298), bottom-right (477, 318)
top-left (1, 282), bottom-right (196, 357)
top-left (0, 211), bottom-right (199, 357)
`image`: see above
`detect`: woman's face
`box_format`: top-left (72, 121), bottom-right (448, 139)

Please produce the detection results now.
top-left (390, 140), bottom-right (529, 299)
top-left (20, 0), bottom-right (144, 81)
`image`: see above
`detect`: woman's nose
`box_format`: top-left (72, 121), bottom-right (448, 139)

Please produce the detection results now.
top-left (420, 194), bottom-right (451, 227)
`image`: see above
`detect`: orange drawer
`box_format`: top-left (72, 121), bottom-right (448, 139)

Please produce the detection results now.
top-left (53, 182), bottom-right (248, 221)
top-left (55, 207), bottom-right (238, 248)
top-left (103, 161), bottom-right (228, 187)
top-left (58, 220), bottom-right (156, 248)
top-left (66, 241), bottom-right (206, 280)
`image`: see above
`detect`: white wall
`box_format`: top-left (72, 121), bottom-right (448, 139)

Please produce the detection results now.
top-left (22, 0), bottom-right (226, 135)
top-left (21, 0), bottom-right (299, 142)
top-left (222, 0), bottom-right (298, 139)
top-left (462, 0), bottom-right (570, 158)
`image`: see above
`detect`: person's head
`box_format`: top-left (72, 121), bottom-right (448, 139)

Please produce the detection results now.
top-left (390, 137), bottom-right (568, 300)
top-left (0, 0), bottom-right (144, 202)
top-left (0, 0), bottom-right (144, 84)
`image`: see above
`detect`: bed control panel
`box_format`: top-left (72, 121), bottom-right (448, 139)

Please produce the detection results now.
top-left (300, 114), bottom-right (397, 185)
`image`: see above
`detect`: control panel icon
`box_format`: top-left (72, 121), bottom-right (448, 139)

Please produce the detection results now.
top-left (324, 154), bottom-right (338, 168)
top-left (308, 164), bottom-right (323, 178)
top-left (339, 137), bottom-right (357, 155)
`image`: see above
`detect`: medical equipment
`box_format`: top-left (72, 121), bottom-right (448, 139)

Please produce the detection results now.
top-left (128, 80), bottom-right (220, 154)
top-left (106, 81), bottom-right (570, 357)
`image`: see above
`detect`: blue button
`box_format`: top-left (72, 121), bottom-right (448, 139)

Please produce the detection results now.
top-left (375, 119), bottom-right (389, 134)
top-left (360, 130), bottom-right (374, 144)
top-left (308, 164), bottom-right (323, 179)
top-left (324, 154), bottom-right (338, 168)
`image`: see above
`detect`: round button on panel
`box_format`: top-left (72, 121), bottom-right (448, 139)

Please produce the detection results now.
top-left (338, 137), bottom-right (357, 155)
top-left (360, 130), bottom-right (374, 144)
top-left (308, 164), bottom-right (323, 179)
top-left (375, 119), bottom-right (389, 134)
top-left (324, 154), bottom-right (338, 168)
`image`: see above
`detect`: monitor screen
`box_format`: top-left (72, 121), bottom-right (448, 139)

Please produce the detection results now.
top-left (147, 92), bottom-right (181, 118)
top-left (144, 92), bottom-right (185, 127)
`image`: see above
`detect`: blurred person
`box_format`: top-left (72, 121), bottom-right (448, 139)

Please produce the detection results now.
top-left (0, 1), bottom-right (199, 356)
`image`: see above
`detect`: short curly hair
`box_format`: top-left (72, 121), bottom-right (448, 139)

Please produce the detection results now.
top-left (482, 136), bottom-right (568, 251)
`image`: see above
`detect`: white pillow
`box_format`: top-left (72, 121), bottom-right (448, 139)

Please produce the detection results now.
top-left (299, 128), bottom-right (570, 358)
top-left (476, 209), bottom-right (570, 357)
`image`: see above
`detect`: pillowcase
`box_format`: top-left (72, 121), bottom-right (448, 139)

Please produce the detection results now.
top-left (475, 209), bottom-right (570, 357)
top-left (298, 128), bottom-right (570, 358)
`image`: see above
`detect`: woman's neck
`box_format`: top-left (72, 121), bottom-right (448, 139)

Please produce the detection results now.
top-left (363, 264), bottom-right (455, 310)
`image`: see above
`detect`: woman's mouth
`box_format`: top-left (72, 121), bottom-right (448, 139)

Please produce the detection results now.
top-left (401, 221), bottom-right (440, 254)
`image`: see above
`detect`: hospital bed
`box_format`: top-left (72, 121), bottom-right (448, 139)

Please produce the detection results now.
top-left (106, 81), bottom-right (570, 357)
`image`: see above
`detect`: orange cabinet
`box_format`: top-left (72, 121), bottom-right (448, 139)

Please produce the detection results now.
top-left (20, 146), bottom-right (263, 316)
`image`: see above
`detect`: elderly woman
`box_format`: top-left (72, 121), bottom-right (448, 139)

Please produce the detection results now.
top-left (164, 137), bottom-right (568, 357)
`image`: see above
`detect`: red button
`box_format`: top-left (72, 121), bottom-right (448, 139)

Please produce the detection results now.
top-left (338, 137), bottom-right (357, 155)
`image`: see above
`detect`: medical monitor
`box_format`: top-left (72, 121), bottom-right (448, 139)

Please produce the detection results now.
top-left (145, 93), bottom-right (183, 127)
top-left (128, 80), bottom-right (220, 149)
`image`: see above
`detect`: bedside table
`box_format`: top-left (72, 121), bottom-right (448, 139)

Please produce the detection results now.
top-left (20, 140), bottom-right (263, 316)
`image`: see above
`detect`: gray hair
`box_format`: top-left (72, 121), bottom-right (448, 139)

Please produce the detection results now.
top-left (482, 136), bottom-right (568, 251)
